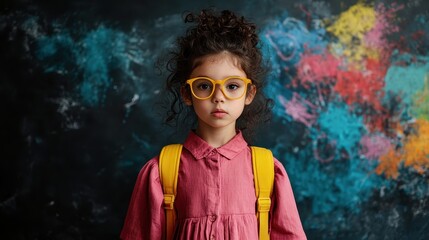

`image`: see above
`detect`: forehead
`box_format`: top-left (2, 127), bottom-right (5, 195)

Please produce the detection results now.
top-left (191, 51), bottom-right (243, 71)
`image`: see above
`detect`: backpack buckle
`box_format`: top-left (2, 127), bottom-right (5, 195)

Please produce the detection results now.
top-left (164, 194), bottom-right (175, 210)
top-left (258, 197), bottom-right (271, 212)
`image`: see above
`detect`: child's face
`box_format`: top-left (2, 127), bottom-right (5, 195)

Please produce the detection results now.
top-left (183, 52), bottom-right (256, 133)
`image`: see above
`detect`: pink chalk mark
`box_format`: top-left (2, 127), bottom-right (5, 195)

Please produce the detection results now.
top-left (278, 93), bottom-right (317, 127)
top-left (359, 134), bottom-right (391, 160)
top-left (365, 3), bottom-right (403, 50)
top-left (298, 4), bottom-right (312, 29)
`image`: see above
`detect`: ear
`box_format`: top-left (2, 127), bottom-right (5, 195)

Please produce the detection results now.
top-left (245, 85), bottom-right (256, 105)
top-left (181, 86), bottom-right (193, 106)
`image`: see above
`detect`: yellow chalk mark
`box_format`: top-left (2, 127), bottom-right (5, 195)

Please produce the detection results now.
top-left (327, 3), bottom-right (378, 62)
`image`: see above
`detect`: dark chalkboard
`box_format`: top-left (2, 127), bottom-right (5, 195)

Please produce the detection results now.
top-left (1, 0), bottom-right (429, 239)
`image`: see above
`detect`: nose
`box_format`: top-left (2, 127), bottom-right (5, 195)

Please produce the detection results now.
top-left (211, 84), bottom-right (225, 103)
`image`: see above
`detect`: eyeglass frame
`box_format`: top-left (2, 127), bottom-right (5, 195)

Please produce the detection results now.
top-left (185, 76), bottom-right (253, 100)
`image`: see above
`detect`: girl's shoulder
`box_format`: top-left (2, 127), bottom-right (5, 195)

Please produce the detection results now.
top-left (140, 155), bottom-right (159, 169)
top-left (143, 156), bottom-right (159, 168)
top-left (272, 156), bottom-right (289, 176)
top-left (135, 156), bottom-right (161, 182)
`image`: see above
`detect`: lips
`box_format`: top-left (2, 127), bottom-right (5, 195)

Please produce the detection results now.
top-left (212, 109), bottom-right (227, 114)
top-left (211, 109), bottom-right (227, 118)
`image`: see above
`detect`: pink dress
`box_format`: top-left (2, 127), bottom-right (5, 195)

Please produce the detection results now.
top-left (121, 131), bottom-right (306, 240)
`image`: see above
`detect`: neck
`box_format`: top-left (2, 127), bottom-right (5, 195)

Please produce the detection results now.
top-left (195, 123), bottom-right (237, 148)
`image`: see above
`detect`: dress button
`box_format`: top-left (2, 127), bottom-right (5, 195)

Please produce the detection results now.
top-left (209, 215), bottom-right (217, 222)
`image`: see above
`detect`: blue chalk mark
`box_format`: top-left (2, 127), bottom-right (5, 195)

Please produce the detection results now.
top-left (260, 14), bottom-right (329, 123)
top-left (261, 16), bottom-right (328, 68)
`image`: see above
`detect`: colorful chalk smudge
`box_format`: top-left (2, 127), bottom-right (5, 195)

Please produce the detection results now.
top-left (261, 0), bottom-right (429, 232)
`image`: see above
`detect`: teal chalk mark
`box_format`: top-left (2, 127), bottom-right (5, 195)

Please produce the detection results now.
top-left (36, 23), bottom-right (148, 107)
top-left (77, 26), bottom-right (126, 106)
top-left (385, 52), bottom-right (429, 105)
top-left (318, 103), bottom-right (365, 155)
top-left (37, 38), bottom-right (57, 58)
top-left (264, 79), bottom-right (294, 122)
top-left (36, 34), bottom-right (76, 59)
top-left (36, 33), bottom-right (79, 74)
top-left (273, 143), bottom-right (388, 215)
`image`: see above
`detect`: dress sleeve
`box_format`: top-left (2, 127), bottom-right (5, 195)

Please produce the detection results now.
top-left (120, 158), bottom-right (165, 240)
top-left (269, 158), bottom-right (307, 240)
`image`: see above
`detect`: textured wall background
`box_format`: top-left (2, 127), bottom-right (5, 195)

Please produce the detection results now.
top-left (1, 0), bottom-right (429, 239)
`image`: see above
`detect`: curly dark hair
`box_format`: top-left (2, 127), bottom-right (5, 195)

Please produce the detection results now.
top-left (165, 9), bottom-right (273, 142)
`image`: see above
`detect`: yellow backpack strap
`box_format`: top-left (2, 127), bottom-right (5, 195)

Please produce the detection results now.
top-left (159, 144), bottom-right (183, 240)
top-left (251, 146), bottom-right (275, 240)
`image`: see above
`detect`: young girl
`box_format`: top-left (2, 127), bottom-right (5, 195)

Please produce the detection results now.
top-left (121, 9), bottom-right (306, 240)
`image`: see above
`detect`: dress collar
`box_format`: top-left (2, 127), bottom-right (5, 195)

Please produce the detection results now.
top-left (183, 130), bottom-right (248, 160)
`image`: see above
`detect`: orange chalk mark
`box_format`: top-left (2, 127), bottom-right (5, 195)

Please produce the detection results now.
top-left (403, 119), bottom-right (429, 173)
top-left (375, 119), bottom-right (429, 178)
top-left (375, 147), bottom-right (402, 179)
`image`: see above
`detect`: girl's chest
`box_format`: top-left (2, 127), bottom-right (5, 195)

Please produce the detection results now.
top-left (175, 153), bottom-right (257, 217)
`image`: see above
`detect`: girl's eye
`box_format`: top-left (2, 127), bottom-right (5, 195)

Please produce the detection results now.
top-left (197, 83), bottom-right (212, 91)
top-left (226, 83), bottom-right (240, 90)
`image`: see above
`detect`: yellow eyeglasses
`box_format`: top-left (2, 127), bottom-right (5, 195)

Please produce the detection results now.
top-left (186, 76), bottom-right (252, 100)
